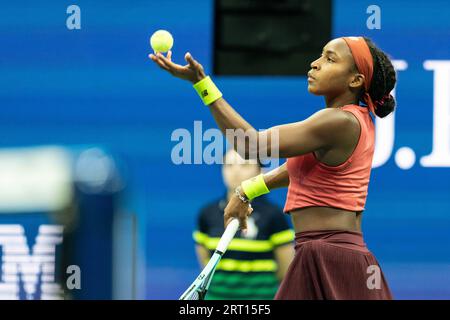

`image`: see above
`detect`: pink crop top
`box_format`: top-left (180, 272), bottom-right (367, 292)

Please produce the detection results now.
top-left (284, 104), bottom-right (375, 213)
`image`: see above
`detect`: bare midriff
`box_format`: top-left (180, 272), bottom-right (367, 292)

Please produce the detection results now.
top-left (290, 206), bottom-right (362, 233)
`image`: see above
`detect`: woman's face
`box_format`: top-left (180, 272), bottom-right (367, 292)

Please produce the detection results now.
top-left (307, 38), bottom-right (358, 97)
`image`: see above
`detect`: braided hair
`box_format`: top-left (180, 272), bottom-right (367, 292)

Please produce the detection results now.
top-left (362, 37), bottom-right (397, 118)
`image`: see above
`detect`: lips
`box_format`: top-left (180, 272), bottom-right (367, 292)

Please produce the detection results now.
top-left (307, 71), bottom-right (316, 81)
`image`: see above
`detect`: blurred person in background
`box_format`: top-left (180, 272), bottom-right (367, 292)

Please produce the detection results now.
top-left (193, 149), bottom-right (294, 300)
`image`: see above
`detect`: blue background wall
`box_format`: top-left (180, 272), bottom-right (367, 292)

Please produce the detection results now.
top-left (0, 0), bottom-right (449, 299)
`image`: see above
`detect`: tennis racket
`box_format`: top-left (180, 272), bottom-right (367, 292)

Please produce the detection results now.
top-left (179, 219), bottom-right (240, 300)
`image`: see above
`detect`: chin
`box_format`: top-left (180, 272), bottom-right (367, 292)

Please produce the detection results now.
top-left (307, 85), bottom-right (320, 95)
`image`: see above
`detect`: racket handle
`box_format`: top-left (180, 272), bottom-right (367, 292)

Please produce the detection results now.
top-left (216, 219), bottom-right (240, 254)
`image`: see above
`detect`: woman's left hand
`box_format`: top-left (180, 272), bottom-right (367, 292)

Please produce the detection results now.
top-left (224, 190), bottom-right (253, 232)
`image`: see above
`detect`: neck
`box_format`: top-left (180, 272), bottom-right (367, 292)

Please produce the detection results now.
top-left (325, 93), bottom-right (359, 109)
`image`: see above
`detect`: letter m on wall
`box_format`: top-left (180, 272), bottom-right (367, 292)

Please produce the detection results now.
top-left (0, 225), bottom-right (63, 300)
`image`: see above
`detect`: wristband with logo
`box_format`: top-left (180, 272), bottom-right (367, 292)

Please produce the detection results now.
top-left (193, 76), bottom-right (223, 105)
top-left (241, 174), bottom-right (270, 200)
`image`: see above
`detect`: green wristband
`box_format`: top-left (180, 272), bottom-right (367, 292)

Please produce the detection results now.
top-left (193, 76), bottom-right (223, 105)
top-left (241, 174), bottom-right (270, 200)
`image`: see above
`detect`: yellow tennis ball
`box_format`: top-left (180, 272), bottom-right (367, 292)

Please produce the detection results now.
top-left (150, 30), bottom-right (174, 53)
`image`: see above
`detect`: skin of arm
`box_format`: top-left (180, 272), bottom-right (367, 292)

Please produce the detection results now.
top-left (149, 51), bottom-right (355, 160)
top-left (263, 162), bottom-right (289, 190)
top-left (208, 97), bottom-right (354, 160)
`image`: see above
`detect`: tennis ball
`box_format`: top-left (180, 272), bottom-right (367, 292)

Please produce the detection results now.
top-left (150, 30), bottom-right (174, 53)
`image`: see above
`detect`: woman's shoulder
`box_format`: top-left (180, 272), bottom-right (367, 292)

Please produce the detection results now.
top-left (311, 106), bottom-right (361, 129)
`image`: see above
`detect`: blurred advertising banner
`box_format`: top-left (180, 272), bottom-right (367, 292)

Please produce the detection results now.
top-left (0, 146), bottom-right (135, 300)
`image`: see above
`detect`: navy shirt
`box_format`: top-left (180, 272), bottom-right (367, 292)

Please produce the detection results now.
top-left (193, 196), bottom-right (294, 300)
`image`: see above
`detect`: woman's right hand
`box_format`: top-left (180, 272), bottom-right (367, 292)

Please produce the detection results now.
top-left (224, 189), bottom-right (253, 232)
top-left (149, 51), bottom-right (207, 84)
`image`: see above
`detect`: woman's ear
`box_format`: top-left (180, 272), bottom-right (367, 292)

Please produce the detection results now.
top-left (349, 73), bottom-right (365, 90)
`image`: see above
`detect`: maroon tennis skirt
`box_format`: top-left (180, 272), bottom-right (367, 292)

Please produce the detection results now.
top-left (275, 230), bottom-right (393, 300)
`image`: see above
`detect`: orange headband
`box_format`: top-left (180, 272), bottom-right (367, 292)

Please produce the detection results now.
top-left (342, 37), bottom-right (376, 115)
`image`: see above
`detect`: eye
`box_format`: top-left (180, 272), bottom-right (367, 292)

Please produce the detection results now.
top-left (320, 53), bottom-right (334, 62)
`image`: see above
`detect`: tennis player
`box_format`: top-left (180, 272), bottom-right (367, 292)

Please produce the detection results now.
top-left (149, 36), bottom-right (395, 299)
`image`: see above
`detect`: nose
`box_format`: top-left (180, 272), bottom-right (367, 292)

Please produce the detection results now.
top-left (310, 57), bottom-right (320, 70)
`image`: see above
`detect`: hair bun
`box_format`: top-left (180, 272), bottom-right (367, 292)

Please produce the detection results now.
top-left (375, 94), bottom-right (395, 118)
